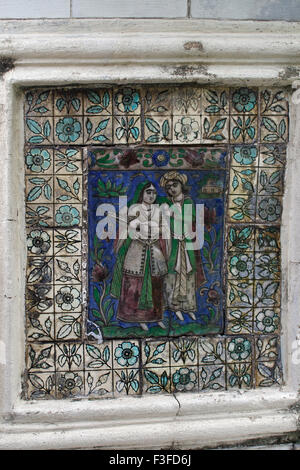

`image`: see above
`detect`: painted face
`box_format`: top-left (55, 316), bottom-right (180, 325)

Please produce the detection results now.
top-left (142, 184), bottom-right (157, 205)
top-left (165, 180), bottom-right (182, 198)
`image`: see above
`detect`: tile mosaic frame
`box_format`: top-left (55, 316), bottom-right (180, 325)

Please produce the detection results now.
top-left (23, 85), bottom-right (288, 399)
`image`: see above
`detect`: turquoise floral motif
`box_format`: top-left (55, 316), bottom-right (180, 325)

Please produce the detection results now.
top-left (230, 253), bottom-right (253, 278)
top-left (228, 337), bottom-right (251, 361)
top-left (255, 254), bottom-right (280, 279)
top-left (232, 146), bottom-right (257, 165)
top-left (56, 117), bottom-right (81, 143)
top-left (114, 88), bottom-right (140, 113)
top-left (172, 367), bottom-right (197, 392)
top-left (258, 197), bottom-right (281, 222)
top-left (27, 229), bottom-right (51, 255)
top-left (228, 363), bottom-right (251, 388)
top-left (255, 310), bottom-right (279, 333)
top-left (152, 150), bottom-right (170, 167)
top-left (55, 205), bottom-right (80, 226)
top-left (227, 309), bottom-right (252, 334)
top-left (174, 117), bottom-right (199, 142)
top-left (55, 286), bottom-right (81, 311)
top-left (114, 342), bottom-right (140, 367)
top-left (232, 88), bottom-right (257, 113)
top-left (26, 148), bottom-right (51, 173)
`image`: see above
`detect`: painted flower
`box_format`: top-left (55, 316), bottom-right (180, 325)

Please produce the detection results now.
top-left (92, 262), bottom-right (108, 282)
top-left (230, 253), bottom-right (253, 278)
top-left (25, 148), bottom-right (51, 173)
top-left (207, 289), bottom-right (220, 306)
top-left (256, 254), bottom-right (279, 278)
top-left (56, 286), bottom-right (81, 311)
top-left (233, 146), bottom-right (257, 165)
top-left (55, 205), bottom-right (80, 226)
top-left (232, 88), bottom-right (257, 113)
top-left (114, 88), bottom-right (140, 113)
top-left (174, 117), bottom-right (199, 142)
top-left (228, 337), bottom-right (251, 361)
top-left (255, 309), bottom-right (279, 333)
top-left (152, 150), bottom-right (170, 167)
top-left (172, 367), bottom-right (197, 392)
top-left (114, 341), bottom-right (139, 367)
top-left (27, 229), bottom-right (51, 255)
top-left (57, 372), bottom-right (83, 395)
top-left (55, 117), bottom-right (81, 143)
top-left (258, 197), bottom-right (281, 222)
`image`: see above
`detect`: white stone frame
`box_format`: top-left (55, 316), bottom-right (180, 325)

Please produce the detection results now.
top-left (0, 19), bottom-right (300, 450)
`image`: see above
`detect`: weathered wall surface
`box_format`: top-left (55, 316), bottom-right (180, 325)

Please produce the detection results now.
top-left (0, 0), bottom-right (299, 20)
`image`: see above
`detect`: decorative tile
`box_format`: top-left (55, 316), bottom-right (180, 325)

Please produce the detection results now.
top-left (260, 89), bottom-right (289, 116)
top-left (54, 285), bottom-right (82, 313)
top-left (198, 337), bottom-right (225, 365)
top-left (257, 167), bottom-right (284, 196)
top-left (143, 340), bottom-right (170, 367)
top-left (256, 196), bottom-right (282, 224)
top-left (114, 368), bottom-right (141, 396)
top-left (56, 371), bottom-right (84, 398)
top-left (84, 342), bottom-right (113, 370)
top-left (231, 87), bottom-right (258, 115)
top-left (112, 340), bottom-right (140, 369)
top-left (25, 89), bottom-right (53, 117)
top-left (255, 361), bottom-right (283, 388)
top-left (229, 167), bottom-right (257, 196)
top-left (260, 116), bottom-right (288, 143)
top-left (55, 313), bottom-right (82, 341)
top-left (226, 308), bottom-right (253, 335)
top-left (173, 87), bottom-right (201, 115)
top-left (255, 335), bottom-right (280, 362)
top-left (170, 338), bottom-right (197, 366)
top-left (25, 147), bottom-right (53, 175)
top-left (203, 87), bottom-right (229, 115)
top-left (259, 144), bottom-right (286, 167)
top-left (227, 195), bottom-right (256, 223)
top-left (27, 372), bottom-right (56, 399)
top-left (227, 225), bottom-right (255, 252)
top-left (54, 175), bottom-right (83, 204)
top-left (228, 252), bottom-right (254, 280)
top-left (25, 116), bottom-right (54, 145)
top-left (54, 147), bottom-right (83, 174)
top-left (83, 116), bottom-right (112, 144)
top-left (226, 336), bottom-right (253, 363)
top-left (144, 115), bottom-right (172, 144)
top-left (55, 343), bottom-right (84, 371)
top-left (26, 313), bottom-right (55, 342)
top-left (227, 362), bottom-right (253, 389)
top-left (231, 145), bottom-right (258, 167)
top-left (26, 343), bottom-right (55, 372)
top-left (23, 84), bottom-right (289, 400)
top-left (54, 116), bottom-right (83, 145)
top-left (253, 308), bottom-right (280, 335)
top-left (113, 115), bottom-right (141, 144)
top-left (171, 366), bottom-right (199, 393)
top-left (54, 228), bottom-right (82, 256)
top-left (199, 364), bottom-right (225, 392)
top-left (54, 89), bottom-right (83, 116)
top-left (144, 87), bottom-right (173, 115)
top-left (85, 370), bottom-right (113, 398)
top-left (230, 115), bottom-right (258, 143)
top-left (202, 116), bottom-right (229, 143)
top-left (143, 367), bottom-right (171, 394)
top-left (113, 86), bottom-right (141, 115)
top-left (27, 229), bottom-right (53, 257)
top-left (83, 88), bottom-right (112, 116)
top-left (255, 226), bottom-right (280, 252)
top-left (173, 115), bottom-right (200, 144)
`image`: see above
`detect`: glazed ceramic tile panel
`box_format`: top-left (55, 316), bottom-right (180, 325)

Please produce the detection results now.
top-left (23, 86), bottom-right (288, 398)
